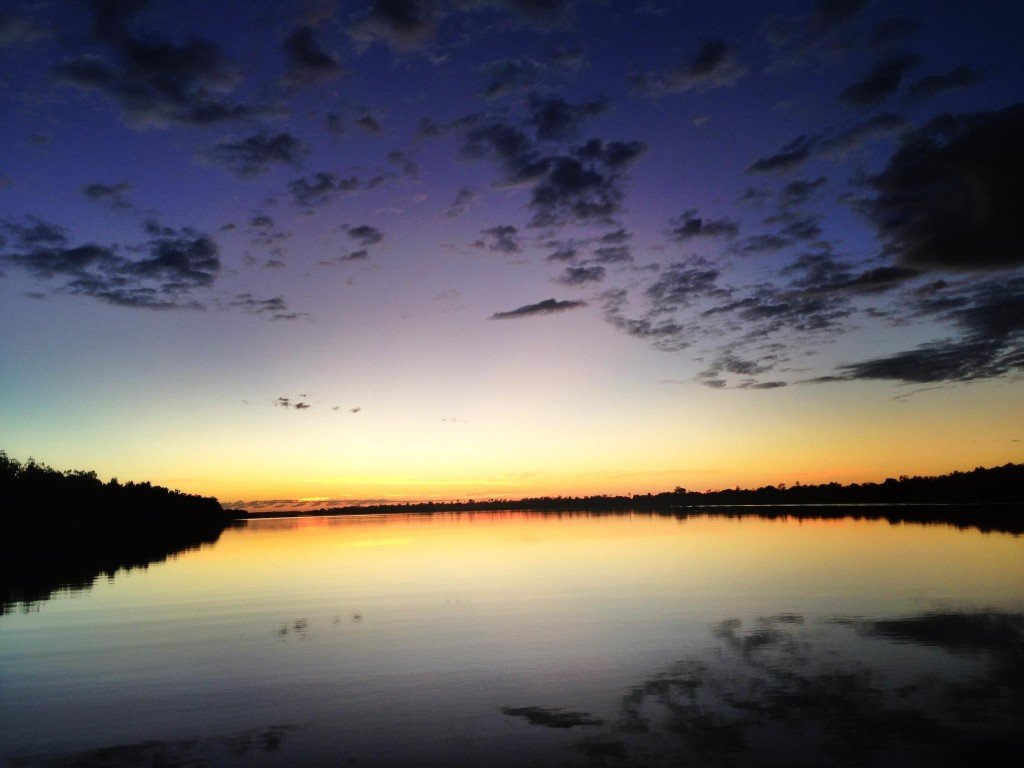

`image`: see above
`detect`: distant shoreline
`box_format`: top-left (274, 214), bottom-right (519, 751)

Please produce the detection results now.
top-left (236, 501), bottom-right (1024, 537)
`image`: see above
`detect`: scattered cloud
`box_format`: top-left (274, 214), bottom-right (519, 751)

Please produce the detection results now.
top-left (668, 209), bottom-right (739, 241)
top-left (288, 171), bottom-right (360, 207)
top-left (283, 25), bottom-right (344, 85)
top-left (490, 297), bottom-right (586, 319)
top-left (350, 0), bottom-right (436, 51)
top-left (859, 103), bottom-right (1024, 271)
top-left (81, 181), bottom-right (132, 208)
top-left (205, 132), bottom-right (309, 176)
top-left (905, 65), bottom-right (983, 105)
top-left (52, 0), bottom-right (257, 127)
top-left (556, 265), bottom-right (605, 285)
top-left (631, 39), bottom-right (745, 97)
top-left (839, 54), bottom-right (920, 108)
top-left (747, 135), bottom-right (817, 174)
top-left (2, 217), bottom-right (219, 310)
top-left (346, 224), bottom-right (384, 246)
top-left (480, 224), bottom-right (520, 253)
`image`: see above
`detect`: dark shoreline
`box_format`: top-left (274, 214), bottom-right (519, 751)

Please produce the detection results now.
top-left (238, 502), bottom-right (1024, 536)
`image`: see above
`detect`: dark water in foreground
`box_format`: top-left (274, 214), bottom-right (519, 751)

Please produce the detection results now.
top-left (1, 511), bottom-right (1022, 766)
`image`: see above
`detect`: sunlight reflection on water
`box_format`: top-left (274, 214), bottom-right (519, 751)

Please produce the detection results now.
top-left (1, 512), bottom-right (1022, 766)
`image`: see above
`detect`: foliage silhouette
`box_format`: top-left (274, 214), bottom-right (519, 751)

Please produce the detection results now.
top-left (1, 450), bottom-right (235, 614)
top-left (261, 463), bottom-right (1024, 534)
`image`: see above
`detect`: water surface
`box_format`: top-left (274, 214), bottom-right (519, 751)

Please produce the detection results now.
top-left (2, 511), bottom-right (1022, 766)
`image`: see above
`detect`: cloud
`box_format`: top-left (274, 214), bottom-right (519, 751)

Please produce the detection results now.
top-left (444, 187), bottom-right (476, 217)
top-left (904, 65), bottom-right (983, 104)
top-left (283, 25), bottom-right (344, 85)
top-left (860, 103), bottom-right (1024, 271)
top-left (481, 224), bottom-right (520, 253)
top-left (779, 177), bottom-right (827, 207)
top-left (817, 113), bottom-right (907, 157)
top-left (590, 245), bottom-right (629, 264)
top-left (747, 135), bottom-right (817, 173)
top-left (556, 265), bottom-right (605, 285)
top-left (833, 277), bottom-right (1024, 384)
top-left (288, 172), bottom-right (360, 207)
top-left (386, 150), bottom-right (418, 179)
top-left (490, 297), bottom-right (586, 319)
top-left (230, 294), bottom-right (303, 321)
top-left (52, 1), bottom-right (256, 127)
top-left (2, 216), bottom-right (221, 310)
top-left (453, 103), bottom-right (646, 227)
top-left (355, 114), bottom-right (383, 135)
top-left (346, 224), bottom-right (384, 246)
top-left (645, 259), bottom-right (730, 316)
top-left (631, 39), bottom-right (745, 97)
top-left (350, 0), bottom-right (436, 50)
top-left (839, 54), bottom-right (920, 107)
top-left (528, 138), bottom-right (647, 227)
top-left (527, 94), bottom-right (607, 141)
top-left (81, 181), bottom-right (132, 208)
top-left (668, 209), bottom-right (739, 241)
top-left (732, 212), bottom-right (823, 255)
top-left (479, 57), bottom-right (542, 98)
top-left (205, 132), bottom-right (309, 176)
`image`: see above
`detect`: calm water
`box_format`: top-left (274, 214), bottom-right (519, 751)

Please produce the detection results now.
top-left (2, 511), bottom-right (1022, 766)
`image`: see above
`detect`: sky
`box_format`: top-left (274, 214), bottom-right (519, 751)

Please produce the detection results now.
top-left (1, 0), bottom-right (1022, 509)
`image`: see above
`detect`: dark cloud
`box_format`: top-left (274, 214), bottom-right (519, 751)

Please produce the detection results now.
top-left (817, 113), bottom-right (907, 156)
top-left (527, 94), bottom-right (607, 142)
top-left (481, 224), bottom-right (520, 253)
top-left (288, 172), bottom-right (360, 207)
top-left (645, 260), bottom-right (730, 316)
top-left (458, 111), bottom-right (645, 226)
top-left (779, 176), bottom-right (827, 207)
top-left (783, 253), bottom-right (918, 296)
top-left (2, 216), bottom-right (221, 310)
top-left (229, 294), bottom-right (303, 321)
top-left (556, 265), bottom-right (605, 285)
top-left (631, 39), bottom-right (745, 97)
top-left (205, 132), bottom-right (309, 177)
top-left (346, 224), bottom-right (384, 246)
top-left (668, 209), bottom-right (739, 241)
top-left (834, 277), bottom-right (1024, 383)
top-left (528, 138), bottom-right (647, 227)
top-left (839, 54), bottom-right (920, 107)
top-left (600, 288), bottom-right (691, 352)
top-left (861, 103), bottom-right (1024, 271)
top-left (747, 135), bottom-right (817, 173)
top-left (81, 181), bottom-right (132, 207)
top-left (905, 65), bottom-right (983, 104)
top-left (444, 187), bottom-right (476, 217)
top-left (350, 0), bottom-right (436, 50)
top-left (598, 229), bottom-right (631, 245)
top-left (490, 297), bottom-right (586, 319)
top-left (733, 212), bottom-right (823, 255)
top-left (545, 241), bottom-right (580, 262)
top-left (355, 114), bottom-right (383, 135)
top-left (480, 58), bottom-right (542, 99)
top-left (52, 1), bottom-right (255, 127)
top-left (592, 244), bottom-right (631, 263)
top-left (325, 112), bottom-right (345, 135)
top-left (284, 25), bottom-right (344, 85)
top-left (386, 150), bottom-right (418, 179)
